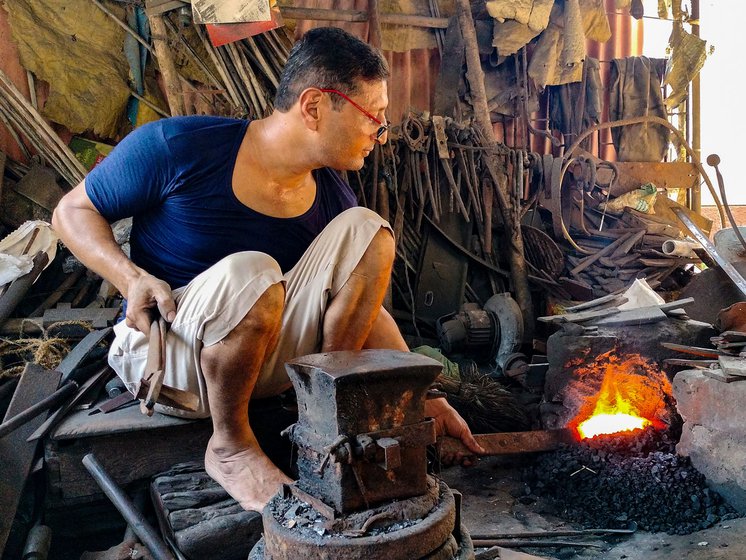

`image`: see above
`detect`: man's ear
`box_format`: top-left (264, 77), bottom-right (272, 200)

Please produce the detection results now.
top-left (298, 88), bottom-right (324, 132)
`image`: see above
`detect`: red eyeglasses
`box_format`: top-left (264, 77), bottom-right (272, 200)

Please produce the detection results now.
top-left (319, 88), bottom-right (389, 140)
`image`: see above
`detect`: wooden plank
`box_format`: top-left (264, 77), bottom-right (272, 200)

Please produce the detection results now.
top-left (570, 233), bottom-right (634, 276)
top-left (595, 160), bottom-right (700, 196)
top-left (620, 208), bottom-right (683, 238)
top-left (0, 363), bottom-right (61, 553)
top-left (144, 0), bottom-right (188, 17)
top-left (45, 413), bottom-right (212, 505)
top-left (656, 196), bottom-right (713, 237)
top-left (151, 462), bottom-right (263, 560)
top-left (611, 229), bottom-right (646, 258)
top-left (42, 304), bottom-right (120, 329)
top-left (277, 6), bottom-right (450, 28)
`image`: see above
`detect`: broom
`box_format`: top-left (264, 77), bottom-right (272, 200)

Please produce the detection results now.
top-left (434, 360), bottom-right (531, 434)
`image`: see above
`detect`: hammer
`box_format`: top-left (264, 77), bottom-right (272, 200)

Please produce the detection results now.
top-left (134, 317), bottom-right (199, 416)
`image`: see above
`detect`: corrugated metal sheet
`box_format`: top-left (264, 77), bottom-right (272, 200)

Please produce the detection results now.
top-left (0, 8), bottom-right (31, 163)
top-left (291, 0), bottom-right (643, 155)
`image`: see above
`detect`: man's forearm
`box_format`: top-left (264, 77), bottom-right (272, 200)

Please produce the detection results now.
top-left (52, 191), bottom-right (142, 299)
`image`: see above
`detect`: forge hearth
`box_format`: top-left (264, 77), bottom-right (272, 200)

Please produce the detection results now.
top-left (529, 317), bottom-right (741, 536)
top-left (540, 318), bottom-right (714, 430)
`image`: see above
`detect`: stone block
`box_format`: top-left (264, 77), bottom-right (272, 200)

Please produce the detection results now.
top-left (674, 369), bottom-right (746, 513)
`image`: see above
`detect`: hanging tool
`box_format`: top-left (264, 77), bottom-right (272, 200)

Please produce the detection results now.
top-left (706, 153), bottom-right (746, 253)
top-left (135, 317), bottom-right (199, 416)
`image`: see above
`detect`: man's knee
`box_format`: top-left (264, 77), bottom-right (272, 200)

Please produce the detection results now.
top-left (245, 282), bottom-right (285, 330)
top-left (217, 251), bottom-right (282, 281)
top-left (368, 227), bottom-right (395, 267)
top-left (337, 206), bottom-right (390, 231)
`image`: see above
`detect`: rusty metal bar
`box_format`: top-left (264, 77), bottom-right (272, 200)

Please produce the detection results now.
top-left (437, 428), bottom-right (575, 457)
top-left (82, 454), bottom-right (175, 560)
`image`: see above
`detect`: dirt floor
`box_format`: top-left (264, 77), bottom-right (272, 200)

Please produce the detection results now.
top-left (440, 456), bottom-right (746, 560)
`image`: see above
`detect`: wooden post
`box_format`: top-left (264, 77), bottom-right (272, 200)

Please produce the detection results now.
top-left (148, 13), bottom-right (184, 116)
top-left (368, 0), bottom-right (382, 48)
top-left (454, 0), bottom-right (534, 337)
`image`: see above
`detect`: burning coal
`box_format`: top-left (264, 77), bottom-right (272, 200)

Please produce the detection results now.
top-left (524, 427), bottom-right (737, 534)
top-left (566, 351), bottom-right (673, 439)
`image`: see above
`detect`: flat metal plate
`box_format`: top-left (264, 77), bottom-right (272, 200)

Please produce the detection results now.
top-left (0, 363), bottom-right (61, 554)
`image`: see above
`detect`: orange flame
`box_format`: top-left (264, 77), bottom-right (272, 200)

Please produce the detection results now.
top-left (568, 351), bottom-right (671, 440)
top-left (577, 389), bottom-right (651, 439)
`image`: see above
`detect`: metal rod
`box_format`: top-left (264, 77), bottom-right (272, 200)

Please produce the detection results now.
top-left (194, 24), bottom-right (242, 109)
top-left (472, 539), bottom-right (602, 549)
top-left (471, 526), bottom-right (636, 539)
top-left (0, 70), bottom-right (86, 184)
top-left (129, 89), bottom-right (170, 118)
top-left (0, 381), bottom-right (77, 439)
top-left (82, 454), bottom-right (175, 560)
top-left (707, 154), bottom-right (746, 254)
top-left (91, 0), bottom-right (155, 55)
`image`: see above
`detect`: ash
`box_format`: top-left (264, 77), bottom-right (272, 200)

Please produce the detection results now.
top-left (268, 495), bottom-right (422, 540)
top-left (523, 427), bottom-right (739, 534)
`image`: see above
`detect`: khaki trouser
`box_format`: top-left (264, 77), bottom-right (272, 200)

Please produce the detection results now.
top-left (109, 207), bottom-right (392, 418)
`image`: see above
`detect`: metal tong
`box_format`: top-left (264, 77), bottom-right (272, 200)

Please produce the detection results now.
top-left (134, 317), bottom-right (199, 416)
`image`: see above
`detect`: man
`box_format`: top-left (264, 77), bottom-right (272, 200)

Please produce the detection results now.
top-left (52, 27), bottom-right (482, 512)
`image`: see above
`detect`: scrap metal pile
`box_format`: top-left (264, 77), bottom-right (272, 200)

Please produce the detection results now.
top-left (350, 112), bottom-right (717, 340)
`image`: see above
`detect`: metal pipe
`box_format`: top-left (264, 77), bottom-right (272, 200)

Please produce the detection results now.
top-left (21, 524), bottom-right (52, 560)
top-left (82, 454), bottom-right (175, 560)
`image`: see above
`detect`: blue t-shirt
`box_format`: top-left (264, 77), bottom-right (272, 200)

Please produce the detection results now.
top-left (86, 116), bottom-right (357, 288)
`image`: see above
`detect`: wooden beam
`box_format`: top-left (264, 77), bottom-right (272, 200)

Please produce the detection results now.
top-left (148, 13), bottom-right (184, 116)
top-left (278, 6), bottom-right (449, 28)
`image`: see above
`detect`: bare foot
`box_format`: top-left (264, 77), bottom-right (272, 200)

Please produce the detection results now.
top-left (204, 436), bottom-right (292, 511)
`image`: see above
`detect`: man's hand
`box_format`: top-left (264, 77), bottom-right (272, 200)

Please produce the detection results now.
top-left (124, 272), bottom-right (177, 334)
top-left (426, 397), bottom-right (485, 466)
